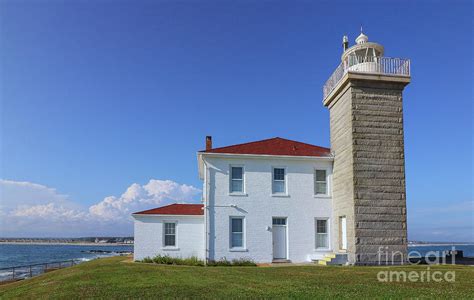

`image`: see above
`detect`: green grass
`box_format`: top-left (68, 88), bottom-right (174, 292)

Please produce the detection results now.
top-left (1, 256), bottom-right (473, 299)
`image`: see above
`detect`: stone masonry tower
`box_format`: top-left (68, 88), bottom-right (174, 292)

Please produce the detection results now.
top-left (323, 31), bottom-right (410, 265)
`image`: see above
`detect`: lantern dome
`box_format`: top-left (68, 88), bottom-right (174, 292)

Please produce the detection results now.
top-left (355, 32), bottom-right (369, 44)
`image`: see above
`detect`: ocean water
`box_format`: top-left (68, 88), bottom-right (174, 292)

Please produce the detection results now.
top-left (0, 244), bottom-right (474, 269)
top-left (0, 244), bottom-right (133, 269)
top-left (0, 243), bottom-right (472, 272)
top-left (408, 245), bottom-right (474, 257)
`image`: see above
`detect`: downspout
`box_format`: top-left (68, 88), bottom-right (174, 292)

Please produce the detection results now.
top-left (203, 158), bottom-right (209, 266)
top-left (201, 156), bottom-right (236, 265)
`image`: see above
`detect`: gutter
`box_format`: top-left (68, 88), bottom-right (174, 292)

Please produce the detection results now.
top-left (203, 159), bottom-right (208, 266)
top-left (131, 214), bottom-right (203, 217)
top-left (199, 152), bottom-right (334, 161)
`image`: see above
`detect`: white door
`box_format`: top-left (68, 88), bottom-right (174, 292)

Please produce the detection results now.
top-left (272, 218), bottom-right (287, 259)
top-left (340, 216), bottom-right (347, 250)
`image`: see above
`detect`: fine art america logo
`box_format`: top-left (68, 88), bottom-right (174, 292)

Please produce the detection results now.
top-left (376, 246), bottom-right (456, 283)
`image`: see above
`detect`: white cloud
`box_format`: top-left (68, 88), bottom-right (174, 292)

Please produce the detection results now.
top-left (89, 179), bottom-right (201, 221)
top-left (0, 179), bottom-right (201, 237)
top-left (11, 203), bottom-right (86, 221)
top-left (0, 180), bottom-right (78, 210)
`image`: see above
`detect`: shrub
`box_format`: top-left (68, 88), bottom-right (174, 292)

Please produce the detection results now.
top-left (231, 258), bottom-right (257, 266)
top-left (140, 255), bottom-right (205, 266)
top-left (152, 255), bottom-right (177, 265)
top-left (207, 258), bottom-right (232, 267)
top-left (180, 256), bottom-right (205, 266)
top-left (207, 257), bottom-right (256, 267)
top-left (140, 255), bottom-right (255, 267)
top-left (140, 257), bottom-right (153, 263)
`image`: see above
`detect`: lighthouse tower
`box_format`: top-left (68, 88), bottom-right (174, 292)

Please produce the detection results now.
top-left (323, 31), bottom-right (411, 265)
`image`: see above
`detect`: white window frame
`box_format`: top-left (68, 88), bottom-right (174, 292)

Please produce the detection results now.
top-left (272, 166), bottom-right (288, 196)
top-left (315, 218), bottom-right (330, 250)
top-left (229, 216), bottom-right (246, 250)
top-left (162, 221), bottom-right (178, 249)
top-left (314, 168), bottom-right (329, 197)
top-left (229, 165), bottom-right (246, 195)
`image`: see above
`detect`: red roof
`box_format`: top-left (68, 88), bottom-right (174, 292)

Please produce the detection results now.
top-left (200, 137), bottom-right (330, 157)
top-left (133, 204), bottom-right (204, 215)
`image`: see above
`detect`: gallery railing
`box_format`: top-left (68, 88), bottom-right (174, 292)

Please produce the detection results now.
top-left (323, 56), bottom-right (411, 100)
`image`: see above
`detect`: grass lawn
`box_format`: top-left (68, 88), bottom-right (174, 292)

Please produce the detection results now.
top-left (1, 256), bottom-right (473, 299)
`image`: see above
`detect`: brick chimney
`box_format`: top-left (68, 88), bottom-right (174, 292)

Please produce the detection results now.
top-left (205, 136), bottom-right (212, 150)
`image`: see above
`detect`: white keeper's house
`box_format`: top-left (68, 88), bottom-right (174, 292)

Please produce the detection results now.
top-left (133, 32), bottom-right (411, 265)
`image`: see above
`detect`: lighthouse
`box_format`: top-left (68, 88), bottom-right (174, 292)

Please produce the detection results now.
top-left (323, 31), bottom-right (411, 265)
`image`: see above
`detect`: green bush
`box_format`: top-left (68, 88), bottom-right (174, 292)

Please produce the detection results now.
top-left (231, 258), bottom-right (257, 266)
top-left (207, 257), bottom-right (256, 267)
top-left (140, 255), bottom-right (204, 266)
top-left (141, 257), bottom-right (153, 263)
top-left (180, 256), bottom-right (205, 266)
top-left (207, 258), bottom-right (231, 266)
top-left (139, 255), bottom-right (255, 267)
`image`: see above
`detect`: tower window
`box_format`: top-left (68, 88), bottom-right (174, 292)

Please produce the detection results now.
top-left (315, 170), bottom-right (328, 195)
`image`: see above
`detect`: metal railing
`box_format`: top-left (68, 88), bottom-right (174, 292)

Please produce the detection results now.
top-left (323, 56), bottom-right (410, 100)
top-left (0, 259), bottom-right (78, 282)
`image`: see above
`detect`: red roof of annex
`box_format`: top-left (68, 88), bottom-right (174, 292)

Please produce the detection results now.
top-left (133, 204), bottom-right (204, 215)
top-left (200, 137), bottom-right (331, 157)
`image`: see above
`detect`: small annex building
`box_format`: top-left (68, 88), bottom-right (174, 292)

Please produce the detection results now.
top-left (133, 204), bottom-right (205, 260)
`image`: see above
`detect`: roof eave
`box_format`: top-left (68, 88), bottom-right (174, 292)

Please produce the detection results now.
top-left (132, 213), bottom-right (204, 217)
top-left (198, 152), bottom-right (334, 161)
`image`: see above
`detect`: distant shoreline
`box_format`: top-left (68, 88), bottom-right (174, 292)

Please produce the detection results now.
top-left (409, 243), bottom-right (474, 247)
top-left (0, 242), bottom-right (133, 246)
top-left (1, 242), bottom-right (471, 247)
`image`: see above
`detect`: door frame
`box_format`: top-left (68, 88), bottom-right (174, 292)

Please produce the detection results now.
top-left (272, 217), bottom-right (288, 260)
top-left (339, 216), bottom-right (347, 252)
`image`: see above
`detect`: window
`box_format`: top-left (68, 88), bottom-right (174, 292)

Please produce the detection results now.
top-left (272, 168), bottom-right (286, 194)
top-left (230, 166), bottom-right (244, 193)
top-left (315, 170), bottom-right (327, 195)
top-left (272, 218), bottom-right (286, 225)
top-left (164, 222), bottom-right (176, 247)
top-left (230, 217), bottom-right (244, 248)
top-left (316, 219), bottom-right (329, 249)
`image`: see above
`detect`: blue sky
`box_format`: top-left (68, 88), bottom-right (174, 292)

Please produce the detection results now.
top-left (1, 0), bottom-right (472, 241)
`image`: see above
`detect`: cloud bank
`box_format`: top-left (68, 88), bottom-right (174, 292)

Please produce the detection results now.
top-left (2, 179), bottom-right (472, 242)
top-left (0, 179), bottom-right (201, 237)
top-left (408, 200), bottom-right (474, 243)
